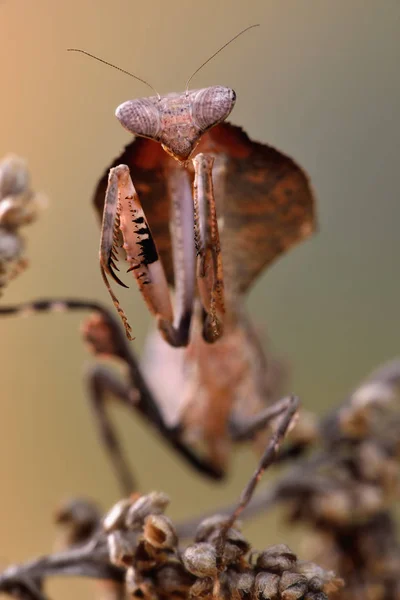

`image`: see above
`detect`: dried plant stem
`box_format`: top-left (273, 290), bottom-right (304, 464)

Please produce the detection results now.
top-left (0, 537), bottom-right (123, 600)
top-left (216, 396), bottom-right (299, 559)
top-left (176, 483), bottom-right (279, 540)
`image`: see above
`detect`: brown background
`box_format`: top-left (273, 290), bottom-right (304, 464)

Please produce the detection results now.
top-left (0, 1), bottom-right (399, 598)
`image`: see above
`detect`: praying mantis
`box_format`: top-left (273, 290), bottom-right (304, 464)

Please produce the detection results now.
top-left (0, 27), bottom-right (316, 493)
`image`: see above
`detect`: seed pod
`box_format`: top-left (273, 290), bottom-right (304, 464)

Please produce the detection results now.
top-left (126, 492), bottom-right (170, 530)
top-left (339, 381), bottom-right (395, 438)
top-left (134, 539), bottom-right (157, 571)
top-left (54, 498), bottom-right (100, 547)
top-left (218, 571), bottom-right (236, 600)
top-left (289, 410), bottom-right (319, 446)
top-left (357, 441), bottom-right (386, 481)
top-left (103, 498), bottom-right (133, 533)
top-left (195, 515), bottom-right (232, 542)
top-left (256, 545), bottom-right (297, 573)
top-left (296, 562), bottom-right (343, 595)
top-left (155, 562), bottom-right (194, 595)
top-left (307, 577), bottom-right (324, 593)
top-left (228, 569), bottom-right (255, 595)
top-left (253, 572), bottom-right (280, 600)
top-left (182, 543), bottom-right (217, 578)
top-left (0, 154), bottom-right (44, 228)
top-left (222, 542), bottom-right (244, 565)
top-left (355, 484), bottom-right (383, 519)
top-left (304, 593), bottom-right (328, 600)
top-left (279, 571), bottom-right (308, 600)
top-left (107, 530), bottom-right (136, 567)
top-left (143, 514), bottom-right (178, 550)
top-left (295, 561), bottom-right (328, 581)
top-left (311, 490), bottom-right (351, 525)
top-left (189, 577), bottom-right (214, 600)
top-left (126, 568), bottom-right (156, 600)
top-left (207, 527), bottom-right (250, 564)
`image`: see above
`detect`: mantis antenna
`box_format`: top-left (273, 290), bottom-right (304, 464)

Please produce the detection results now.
top-left (185, 23), bottom-right (260, 94)
top-left (67, 48), bottom-right (161, 100)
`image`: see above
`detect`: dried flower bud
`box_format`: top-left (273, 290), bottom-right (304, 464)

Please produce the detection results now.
top-left (295, 561), bottom-right (327, 581)
top-left (103, 498), bottom-right (133, 533)
top-left (355, 484), bottom-right (383, 519)
top-left (126, 492), bottom-right (170, 530)
top-left (0, 230), bottom-right (21, 263)
top-left (183, 543), bottom-right (217, 578)
top-left (134, 539), bottom-right (157, 571)
top-left (0, 155), bottom-right (30, 198)
top-left (143, 514), bottom-right (178, 550)
top-left (217, 527), bottom-right (248, 550)
top-left (107, 530), bottom-right (136, 567)
top-left (340, 381), bottom-right (395, 438)
top-left (289, 410), bottom-right (319, 446)
top-left (155, 562), bottom-right (194, 594)
top-left (54, 498), bottom-right (100, 547)
top-left (296, 562), bottom-right (343, 595)
top-left (207, 527), bottom-right (250, 564)
top-left (126, 568), bottom-right (156, 600)
top-left (195, 515), bottom-right (232, 542)
top-left (279, 572), bottom-right (308, 600)
top-left (304, 593), bottom-right (328, 600)
top-left (256, 545), bottom-right (297, 573)
top-left (189, 577), bottom-right (214, 599)
top-left (352, 381), bottom-right (395, 410)
top-left (312, 489), bottom-right (351, 525)
top-left (378, 457), bottom-right (399, 498)
top-left (229, 569), bottom-right (255, 595)
top-left (307, 577), bottom-right (323, 593)
top-left (0, 155), bottom-right (45, 228)
top-left (253, 572), bottom-right (280, 599)
top-left (357, 442), bottom-right (386, 481)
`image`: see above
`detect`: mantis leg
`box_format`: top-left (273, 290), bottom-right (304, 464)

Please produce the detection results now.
top-left (100, 165), bottom-right (193, 347)
top-left (0, 298), bottom-right (224, 486)
top-left (192, 154), bottom-right (225, 343)
top-left (228, 396), bottom-right (296, 441)
top-left (85, 363), bottom-right (138, 495)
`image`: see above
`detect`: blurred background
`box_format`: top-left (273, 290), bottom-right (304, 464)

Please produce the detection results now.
top-left (0, 0), bottom-right (399, 597)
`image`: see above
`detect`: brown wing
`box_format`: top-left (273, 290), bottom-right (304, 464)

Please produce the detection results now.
top-left (93, 122), bottom-right (316, 294)
top-left (195, 123), bottom-right (316, 294)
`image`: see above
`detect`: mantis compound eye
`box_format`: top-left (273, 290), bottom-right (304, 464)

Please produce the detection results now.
top-left (116, 97), bottom-right (162, 141)
top-left (191, 86), bottom-right (236, 131)
top-left (116, 86), bottom-right (236, 162)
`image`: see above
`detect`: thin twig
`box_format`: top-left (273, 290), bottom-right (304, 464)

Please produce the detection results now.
top-left (0, 537), bottom-right (124, 598)
top-left (216, 396), bottom-right (299, 559)
top-left (175, 484), bottom-right (280, 539)
top-left (176, 446), bottom-right (342, 540)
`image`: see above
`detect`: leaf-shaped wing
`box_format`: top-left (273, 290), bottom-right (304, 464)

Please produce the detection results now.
top-left (196, 124), bottom-right (316, 294)
top-left (93, 123), bottom-right (316, 296)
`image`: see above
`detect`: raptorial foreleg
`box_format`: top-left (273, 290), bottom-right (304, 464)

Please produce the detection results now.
top-left (100, 165), bottom-right (193, 347)
top-left (192, 154), bottom-right (225, 343)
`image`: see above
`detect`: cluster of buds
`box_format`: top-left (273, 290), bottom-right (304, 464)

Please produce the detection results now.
top-left (272, 361), bottom-right (400, 599)
top-left (274, 363), bottom-right (400, 526)
top-left (102, 492), bottom-right (342, 600)
top-left (0, 154), bottom-right (45, 293)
